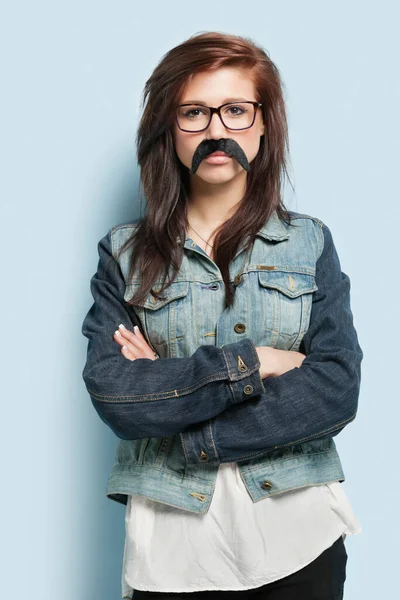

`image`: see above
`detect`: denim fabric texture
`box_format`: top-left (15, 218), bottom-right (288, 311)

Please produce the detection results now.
top-left (81, 210), bottom-right (363, 513)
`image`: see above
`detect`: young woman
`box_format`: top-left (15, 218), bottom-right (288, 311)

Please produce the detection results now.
top-left (81, 32), bottom-right (363, 600)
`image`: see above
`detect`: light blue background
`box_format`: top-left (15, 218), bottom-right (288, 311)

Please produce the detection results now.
top-left (2, 1), bottom-right (398, 598)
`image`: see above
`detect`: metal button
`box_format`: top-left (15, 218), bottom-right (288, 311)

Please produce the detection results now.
top-left (200, 450), bottom-right (208, 461)
top-left (238, 355), bottom-right (248, 373)
top-left (243, 385), bottom-right (253, 395)
top-left (234, 274), bottom-right (243, 286)
top-left (261, 480), bottom-right (272, 490)
top-left (234, 323), bottom-right (246, 333)
top-left (151, 288), bottom-right (160, 303)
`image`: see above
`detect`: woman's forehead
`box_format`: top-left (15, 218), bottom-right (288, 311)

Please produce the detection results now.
top-left (179, 67), bottom-right (257, 104)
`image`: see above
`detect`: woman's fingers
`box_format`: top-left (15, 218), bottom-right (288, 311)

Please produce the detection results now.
top-left (113, 323), bottom-right (157, 360)
top-left (131, 326), bottom-right (148, 344)
top-left (113, 325), bottom-right (141, 348)
top-left (121, 344), bottom-right (142, 361)
top-left (131, 326), bottom-right (158, 359)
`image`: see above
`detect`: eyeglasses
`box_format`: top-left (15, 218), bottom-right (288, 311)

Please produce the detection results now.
top-left (176, 101), bottom-right (262, 133)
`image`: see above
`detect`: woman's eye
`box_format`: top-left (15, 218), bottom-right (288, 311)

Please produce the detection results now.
top-left (226, 105), bottom-right (246, 116)
top-left (184, 109), bottom-right (206, 119)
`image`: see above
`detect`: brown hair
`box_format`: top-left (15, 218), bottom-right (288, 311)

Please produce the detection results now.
top-left (115, 31), bottom-right (295, 308)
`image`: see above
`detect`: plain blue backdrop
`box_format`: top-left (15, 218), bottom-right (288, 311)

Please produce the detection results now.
top-left (2, 1), bottom-right (398, 598)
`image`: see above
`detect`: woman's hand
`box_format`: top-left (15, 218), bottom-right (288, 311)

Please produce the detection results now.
top-left (113, 324), bottom-right (158, 361)
top-left (255, 346), bottom-right (306, 379)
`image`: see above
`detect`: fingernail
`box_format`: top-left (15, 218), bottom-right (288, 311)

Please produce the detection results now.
top-left (118, 323), bottom-right (126, 330)
top-left (115, 330), bottom-right (121, 337)
top-left (134, 326), bottom-right (139, 333)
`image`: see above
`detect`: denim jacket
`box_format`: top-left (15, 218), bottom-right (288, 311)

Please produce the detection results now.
top-left (81, 210), bottom-right (363, 514)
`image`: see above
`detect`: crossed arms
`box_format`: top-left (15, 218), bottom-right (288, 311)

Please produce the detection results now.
top-left (81, 223), bottom-right (363, 464)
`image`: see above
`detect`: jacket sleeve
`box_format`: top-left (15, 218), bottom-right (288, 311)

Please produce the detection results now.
top-left (179, 223), bottom-right (364, 465)
top-left (81, 228), bottom-right (265, 440)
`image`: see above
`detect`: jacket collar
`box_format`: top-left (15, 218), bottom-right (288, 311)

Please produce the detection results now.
top-left (256, 209), bottom-right (291, 242)
top-left (181, 209), bottom-right (290, 247)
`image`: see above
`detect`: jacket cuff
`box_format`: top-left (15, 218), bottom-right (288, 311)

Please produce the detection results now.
top-left (179, 338), bottom-right (265, 465)
top-left (221, 337), bottom-right (265, 403)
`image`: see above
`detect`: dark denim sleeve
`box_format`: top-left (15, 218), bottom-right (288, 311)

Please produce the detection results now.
top-left (81, 229), bottom-right (265, 440)
top-left (179, 223), bottom-right (364, 465)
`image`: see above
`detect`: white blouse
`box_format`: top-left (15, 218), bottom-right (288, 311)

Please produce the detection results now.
top-left (121, 462), bottom-right (362, 598)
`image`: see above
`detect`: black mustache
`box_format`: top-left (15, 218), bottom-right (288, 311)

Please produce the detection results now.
top-left (190, 138), bottom-right (250, 175)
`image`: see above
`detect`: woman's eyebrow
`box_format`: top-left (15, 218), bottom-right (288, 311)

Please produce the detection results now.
top-left (180, 97), bottom-right (250, 105)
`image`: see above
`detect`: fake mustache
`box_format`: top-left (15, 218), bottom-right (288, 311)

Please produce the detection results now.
top-left (190, 138), bottom-right (250, 175)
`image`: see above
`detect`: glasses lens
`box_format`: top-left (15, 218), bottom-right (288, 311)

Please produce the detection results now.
top-left (176, 103), bottom-right (256, 131)
top-left (177, 105), bottom-right (211, 131)
top-left (220, 103), bottom-right (255, 129)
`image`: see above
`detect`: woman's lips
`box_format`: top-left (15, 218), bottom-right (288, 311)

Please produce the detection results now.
top-left (205, 151), bottom-right (232, 164)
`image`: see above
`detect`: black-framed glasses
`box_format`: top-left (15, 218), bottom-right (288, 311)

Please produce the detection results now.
top-left (176, 101), bottom-right (262, 133)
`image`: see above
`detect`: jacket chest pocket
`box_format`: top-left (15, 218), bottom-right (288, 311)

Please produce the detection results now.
top-left (257, 269), bottom-right (318, 351)
top-left (124, 281), bottom-right (190, 358)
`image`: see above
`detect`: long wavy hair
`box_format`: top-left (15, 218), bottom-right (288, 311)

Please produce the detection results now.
top-left (115, 31), bottom-right (296, 308)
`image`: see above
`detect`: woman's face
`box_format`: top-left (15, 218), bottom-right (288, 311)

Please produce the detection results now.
top-left (172, 66), bottom-right (265, 186)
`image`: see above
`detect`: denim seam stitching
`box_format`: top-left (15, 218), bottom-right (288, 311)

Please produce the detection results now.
top-left (207, 421), bottom-right (220, 461)
top-left (247, 338), bottom-right (261, 371)
top-left (243, 448), bottom-right (339, 472)
top-left (86, 370), bottom-right (227, 402)
top-left (316, 221), bottom-right (325, 262)
top-left (288, 213), bottom-right (325, 227)
top-left (221, 346), bottom-right (233, 380)
top-left (110, 462), bottom-right (217, 485)
top-left (179, 433), bottom-right (189, 462)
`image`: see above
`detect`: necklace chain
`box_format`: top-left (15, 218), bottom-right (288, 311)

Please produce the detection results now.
top-left (188, 221), bottom-right (214, 249)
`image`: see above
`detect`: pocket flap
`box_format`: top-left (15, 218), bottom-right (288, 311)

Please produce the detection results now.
top-left (258, 270), bottom-right (318, 298)
top-left (124, 280), bottom-right (189, 310)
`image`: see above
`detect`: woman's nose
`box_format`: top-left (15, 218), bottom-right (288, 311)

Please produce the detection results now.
top-left (207, 112), bottom-right (229, 138)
